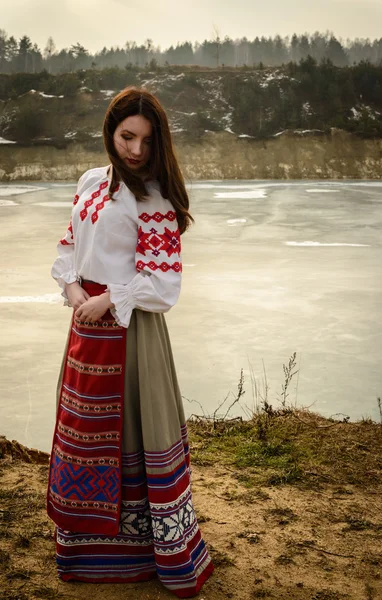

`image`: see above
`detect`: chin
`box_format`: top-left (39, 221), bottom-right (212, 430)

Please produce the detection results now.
top-left (125, 160), bottom-right (144, 169)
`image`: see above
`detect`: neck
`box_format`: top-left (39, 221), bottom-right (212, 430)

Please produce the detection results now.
top-left (107, 163), bottom-right (152, 183)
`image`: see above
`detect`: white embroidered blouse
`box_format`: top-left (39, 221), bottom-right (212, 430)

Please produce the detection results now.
top-left (51, 165), bottom-right (182, 328)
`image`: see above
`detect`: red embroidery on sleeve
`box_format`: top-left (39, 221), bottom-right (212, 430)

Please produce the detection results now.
top-left (136, 260), bottom-right (182, 273)
top-left (137, 226), bottom-right (181, 258)
top-left (139, 210), bottom-right (177, 224)
top-left (59, 218), bottom-right (74, 245)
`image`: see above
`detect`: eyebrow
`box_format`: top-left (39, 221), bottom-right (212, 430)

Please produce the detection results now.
top-left (121, 129), bottom-right (152, 139)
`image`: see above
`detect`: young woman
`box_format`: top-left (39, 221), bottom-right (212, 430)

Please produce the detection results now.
top-left (46, 87), bottom-right (214, 598)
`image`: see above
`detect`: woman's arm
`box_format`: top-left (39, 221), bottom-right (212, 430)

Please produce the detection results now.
top-left (51, 172), bottom-right (90, 308)
top-left (106, 195), bottom-right (182, 328)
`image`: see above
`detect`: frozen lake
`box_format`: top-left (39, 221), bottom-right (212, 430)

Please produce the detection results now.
top-left (0, 178), bottom-right (381, 452)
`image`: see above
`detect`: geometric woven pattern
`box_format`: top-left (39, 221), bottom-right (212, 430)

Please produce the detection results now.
top-left (151, 497), bottom-right (195, 542)
top-left (55, 436), bottom-right (214, 597)
top-left (47, 281), bottom-right (127, 536)
top-left (50, 456), bottom-right (119, 504)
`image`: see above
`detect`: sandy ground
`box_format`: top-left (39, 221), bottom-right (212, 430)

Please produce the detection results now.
top-left (0, 441), bottom-right (381, 600)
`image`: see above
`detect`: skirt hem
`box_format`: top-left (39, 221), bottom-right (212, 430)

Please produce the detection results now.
top-left (58, 571), bottom-right (157, 583)
top-left (58, 561), bottom-right (214, 598)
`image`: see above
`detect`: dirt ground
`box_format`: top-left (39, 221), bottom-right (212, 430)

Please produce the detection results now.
top-left (0, 438), bottom-right (381, 600)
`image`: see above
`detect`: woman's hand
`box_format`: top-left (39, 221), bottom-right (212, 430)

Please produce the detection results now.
top-left (75, 292), bottom-right (114, 323)
top-left (65, 281), bottom-right (90, 310)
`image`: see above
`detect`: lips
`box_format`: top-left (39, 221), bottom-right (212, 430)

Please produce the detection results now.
top-left (127, 158), bottom-right (140, 164)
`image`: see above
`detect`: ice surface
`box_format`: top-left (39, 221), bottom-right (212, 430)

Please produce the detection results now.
top-left (0, 185), bottom-right (45, 196)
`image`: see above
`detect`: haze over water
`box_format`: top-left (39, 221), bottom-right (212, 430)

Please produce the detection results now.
top-left (0, 178), bottom-right (381, 452)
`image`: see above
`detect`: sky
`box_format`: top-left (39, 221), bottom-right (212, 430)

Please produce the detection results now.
top-left (1, 0), bottom-right (382, 53)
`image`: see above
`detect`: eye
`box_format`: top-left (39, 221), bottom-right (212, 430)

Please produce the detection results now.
top-left (121, 135), bottom-right (132, 140)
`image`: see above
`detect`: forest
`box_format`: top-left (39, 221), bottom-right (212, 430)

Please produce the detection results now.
top-left (0, 29), bottom-right (382, 73)
top-left (0, 58), bottom-right (381, 143)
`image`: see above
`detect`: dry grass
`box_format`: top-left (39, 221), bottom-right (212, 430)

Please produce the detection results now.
top-left (186, 354), bottom-right (382, 490)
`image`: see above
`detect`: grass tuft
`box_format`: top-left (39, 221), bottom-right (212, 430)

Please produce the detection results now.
top-left (186, 353), bottom-right (382, 490)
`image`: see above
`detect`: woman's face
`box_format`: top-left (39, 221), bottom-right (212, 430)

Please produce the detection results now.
top-left (113, 114), bottom-right (153, 170)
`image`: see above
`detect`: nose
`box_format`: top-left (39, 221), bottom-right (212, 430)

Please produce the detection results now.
top-left (129, 139), bottom-right (144, 157)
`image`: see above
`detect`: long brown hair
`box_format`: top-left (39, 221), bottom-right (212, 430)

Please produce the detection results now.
top-left (103, 86), bottom-right (193, 235)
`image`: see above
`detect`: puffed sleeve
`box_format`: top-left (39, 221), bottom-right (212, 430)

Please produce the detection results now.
top-left (51, 172), bottom-right (87, 305)
top-left (106, 196), bottom-right (182, 328)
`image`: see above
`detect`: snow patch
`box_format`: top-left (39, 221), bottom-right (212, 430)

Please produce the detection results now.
top-left (215, 190), bottom-right (267, 199)
top-left (274, 129), bottom-right (325, 137)
top-left (33, 202), bottom-right (72, 207)
top-left (100, 90), bottom-right (115, 98)
top-left (40, 92), bottom-right (64, 99)
top-left (306, 189), bottom-right (340, 193)
top-left (302, 102), bottom-right (313, 116)
top-left (50, 183), bottom-right (77, 188)
top-left (226, 218), bottom-right (247, 225)
top-left (0, 293), bottom-right (62, 304)
top-left (0, 185), bottom-right (45, 196)
top-left (350, 104), bottom-right (379, 121)
top-left (187, 184), bottom-right (254, 190)
top-left (285, 241), bottom-right (370, 247)
top-left (22, 89), bottom-right (64, 99)
top-left (172, 110), bottom-right (197, 116)
top-left (0, 199), bottom-right (18, 206)
top-left (350, 107), bottom-right (361, 120)
top-left (0, 136), bottom-right (16, 144)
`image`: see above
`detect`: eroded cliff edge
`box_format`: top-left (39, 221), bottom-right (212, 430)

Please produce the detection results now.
top-left (1, 129), bottom-right (381, 181)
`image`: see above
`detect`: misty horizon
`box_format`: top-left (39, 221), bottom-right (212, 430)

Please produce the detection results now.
top-left (2, 0), bottom-right (382, 55)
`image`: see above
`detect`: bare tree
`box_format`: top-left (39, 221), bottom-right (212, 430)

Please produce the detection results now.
top-left (212, 24), bottom-right (221, 68)
top-left (44, 37), bottom-right (56, 59)
top-left (43, 36), bottom-right (56, 73)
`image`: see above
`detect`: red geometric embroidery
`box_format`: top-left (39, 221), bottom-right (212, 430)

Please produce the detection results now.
top-left (73, 194), bottom-right (79, 205)
top-left (91, 183), bottom-right (120, 224)
top-left (137, 226), bottom-right (181, 258)
top-left (139, 210), bottom-right (177, 224)
top-left (80, 180), bottom-right (109, 221)
top-left (59, 217), bottom-right (74, 245)
top-left (67, 355), bottom-right (123, 376)
top-left (136, 260), bottom-right (182, 273)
